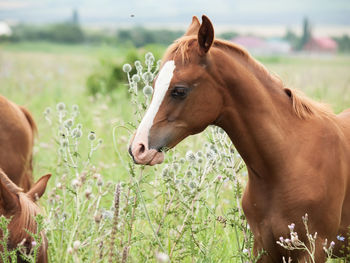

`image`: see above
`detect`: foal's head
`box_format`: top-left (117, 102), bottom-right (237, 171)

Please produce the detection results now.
top-left (129, 16), bottom-right (226, 165)
top-left (0, 169), bottom-right (50, 262)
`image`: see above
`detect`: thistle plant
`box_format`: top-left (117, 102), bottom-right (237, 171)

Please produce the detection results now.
top-left (277, 214), bottom-right (336, 263)
top-left (116, 52), bottom-right (259, 262)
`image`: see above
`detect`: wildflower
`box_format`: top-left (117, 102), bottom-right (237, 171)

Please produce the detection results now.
top-left (122, 64), bottom-right (132, 73)
top-left (134, 60), bottom-right (141, 68)
top-left (337, 235), bottom-right (345, 241)
top-left (31, 241), bottom-right (37, 247)
top-left (56, 102), bottom-right (66, 111)
top-left (88, 131), bottom-right (96, 141)
top-left (132, 74), bottom-right (140, 83)
top-left (217, 175), bottom-right (223, 181)
top-left (155, 252), bottom-right (170, 263)
top-left (242, 248), bottom-right (249, 254)
top-left (72, 104), bottom-right (79, 111)
top-left (94, 212), bottom-right (102, 224)
top-left (71, 179), bottom-right (80, 188)
top-left (291, 232), bottom-right (299, 245)
top-left (196, 151), bottom-right (203, 157)
top-left (142, 72), bottom-right (153, 83)
top-left (64, 118), bottom-right (74, 128)
top-left (197, 157), bottom-right (203, 164)
top-left (179, 158), bottom-right (185, 164)
top-left (302, 213), bottom-right (308, 222)
top-left (97, 177), bottom-right (103, 186)
top-left (44, 107), bottom-right (51, 115)
top-left (56, 182), bottom-right (62, 189)
top-left (161, 166), bottom-right (169, 177)
top-left (330, 241), bottom-right (335, 248)
top-left (77, 123), bottom-right (82, 129)
top-left (67, 247), bottom-right (73, 254)
top-left (173, 163), bottom-right (179, 172)
top-left (206, 151), bottom-right (214, 160)
top-left (279, 237), bottom-right (284, 242)
top-left (186, 150), bottom-right (196, 162)
top-left (85, 187), bottom-right (92, 199)
top-left (288, 223), bottom-right (295, 232)
top-left (143, 85), bottom-right (153, 97)
top-left (145, 52), bottom-right (154, 61)
top-left (73, 240), bottom-right (81, 251)
top-left (188, 181), bottom-right (197, 189)
top-left (186, 170), bottom-right (193, 177)
top-left (72, 127), bottom-right (82, 138)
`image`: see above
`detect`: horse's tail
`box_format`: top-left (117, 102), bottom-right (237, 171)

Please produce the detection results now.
top-left (19, 106), bottom-right (38, 137)
top-left (19, 106), bottom-right (37, 191)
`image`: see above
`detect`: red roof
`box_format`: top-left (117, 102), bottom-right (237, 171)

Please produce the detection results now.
top-left (304, 37), bottom-right (338, 51)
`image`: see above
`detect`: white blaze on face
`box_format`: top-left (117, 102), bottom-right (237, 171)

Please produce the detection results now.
top-left (133, 60), bottom-right (176, 148)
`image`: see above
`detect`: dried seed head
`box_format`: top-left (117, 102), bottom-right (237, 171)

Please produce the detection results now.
top-left (132, 74), bottom-right (140, 83)
top-left (143, 85), bottom-right (153, 97)
top-left (56, 102), bottom-right (66, 111)
top-left (122, 64), bottom-right (132, 73)
top-left (88, 132), bottom-right (96, 141)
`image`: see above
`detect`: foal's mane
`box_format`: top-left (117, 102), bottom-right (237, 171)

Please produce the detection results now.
top-left (0, 170), bottom-right (39, 243)
top-left (165, 35), bottom-right (334, 120)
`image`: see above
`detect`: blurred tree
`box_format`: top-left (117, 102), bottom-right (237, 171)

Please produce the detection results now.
top-left (218, 31), bottom-right (238, 40)
top-left (117, 27), bottom-right (183, 47)
top-left (334, 35), bottom-right (350, 53)
top-left (283, 28), bottom-right (300, 50)
top-left (72, 9), bottom-right (79, 25)
top-left (298, 17), bottom-right (312, 50)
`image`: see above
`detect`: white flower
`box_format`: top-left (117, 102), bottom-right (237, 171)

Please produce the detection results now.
top-left (143, 85), bottom-right (153, 97)
top-left (122, 64), bottom-right (132, 73)
top-left (155, 252), bottom-right (170, 262)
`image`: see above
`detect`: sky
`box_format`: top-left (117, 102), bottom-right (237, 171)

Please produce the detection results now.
top-left (0, 0), bottom-right (349, 28)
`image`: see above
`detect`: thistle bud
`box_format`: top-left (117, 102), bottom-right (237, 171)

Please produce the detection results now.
top-left (122, 64), bottom-right (132, 73)
top-left (56, 102), bottom-right (66, 111)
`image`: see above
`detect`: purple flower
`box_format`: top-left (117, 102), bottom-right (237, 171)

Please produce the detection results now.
top-left (337, 235), bottom-right (345, 242)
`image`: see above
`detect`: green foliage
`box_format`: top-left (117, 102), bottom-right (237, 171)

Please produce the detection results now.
top-left (117, 27), bottom-right (184, 47)
top-left (283, 28), bottom-right (300, 50)
top-left (219, 31), bottom-right (238, 40)
top-left (9, 23), bottom-right (84, 44)
top-left (334, 35), bottom-right (350, 53)
top-left (85, 50), bottom-right (161, 96)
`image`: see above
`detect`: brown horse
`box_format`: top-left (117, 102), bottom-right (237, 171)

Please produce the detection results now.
top-left (0, 95), bottom-right (37, 192)
top-left (0, 169), bottom-right (50, 262)
top-left (128, 16), bottom-right (350, 262)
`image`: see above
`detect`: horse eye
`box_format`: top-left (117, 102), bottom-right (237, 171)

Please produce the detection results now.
top-left (171, 86), bottom-right (188, 99)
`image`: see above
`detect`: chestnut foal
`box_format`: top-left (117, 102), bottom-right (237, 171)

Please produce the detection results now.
top-left (129, 16), bottom-right (350, 262)
top-left (0, 169), bottom-right (50, 262)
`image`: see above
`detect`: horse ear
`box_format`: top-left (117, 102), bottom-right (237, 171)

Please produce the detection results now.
top-left (27, 174), bottom-right (51, 201)
top-left (0, 170), bottom-right (20, 211)
top-left (184, 16), bottom-right (200, 36)
top-left (198, 15), bottom-right (214, 55)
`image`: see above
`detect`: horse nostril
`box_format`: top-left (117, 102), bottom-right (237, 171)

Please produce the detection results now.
top-left (138, 143), bottom-right (145, 154)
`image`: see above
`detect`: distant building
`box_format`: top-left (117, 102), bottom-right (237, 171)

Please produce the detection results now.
top-left (303, 37), bottom-right (338, 53)
top-left (231, 36), bottom-right (291, 55)
top-left (0, 22), bottom-right (11, 36)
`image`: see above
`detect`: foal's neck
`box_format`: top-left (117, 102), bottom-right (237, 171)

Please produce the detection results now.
top-left (213, 49), bottom-right (302, 178)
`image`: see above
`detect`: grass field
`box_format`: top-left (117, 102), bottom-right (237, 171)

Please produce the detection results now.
top-left (1, 41), bottom-right (350, 262)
